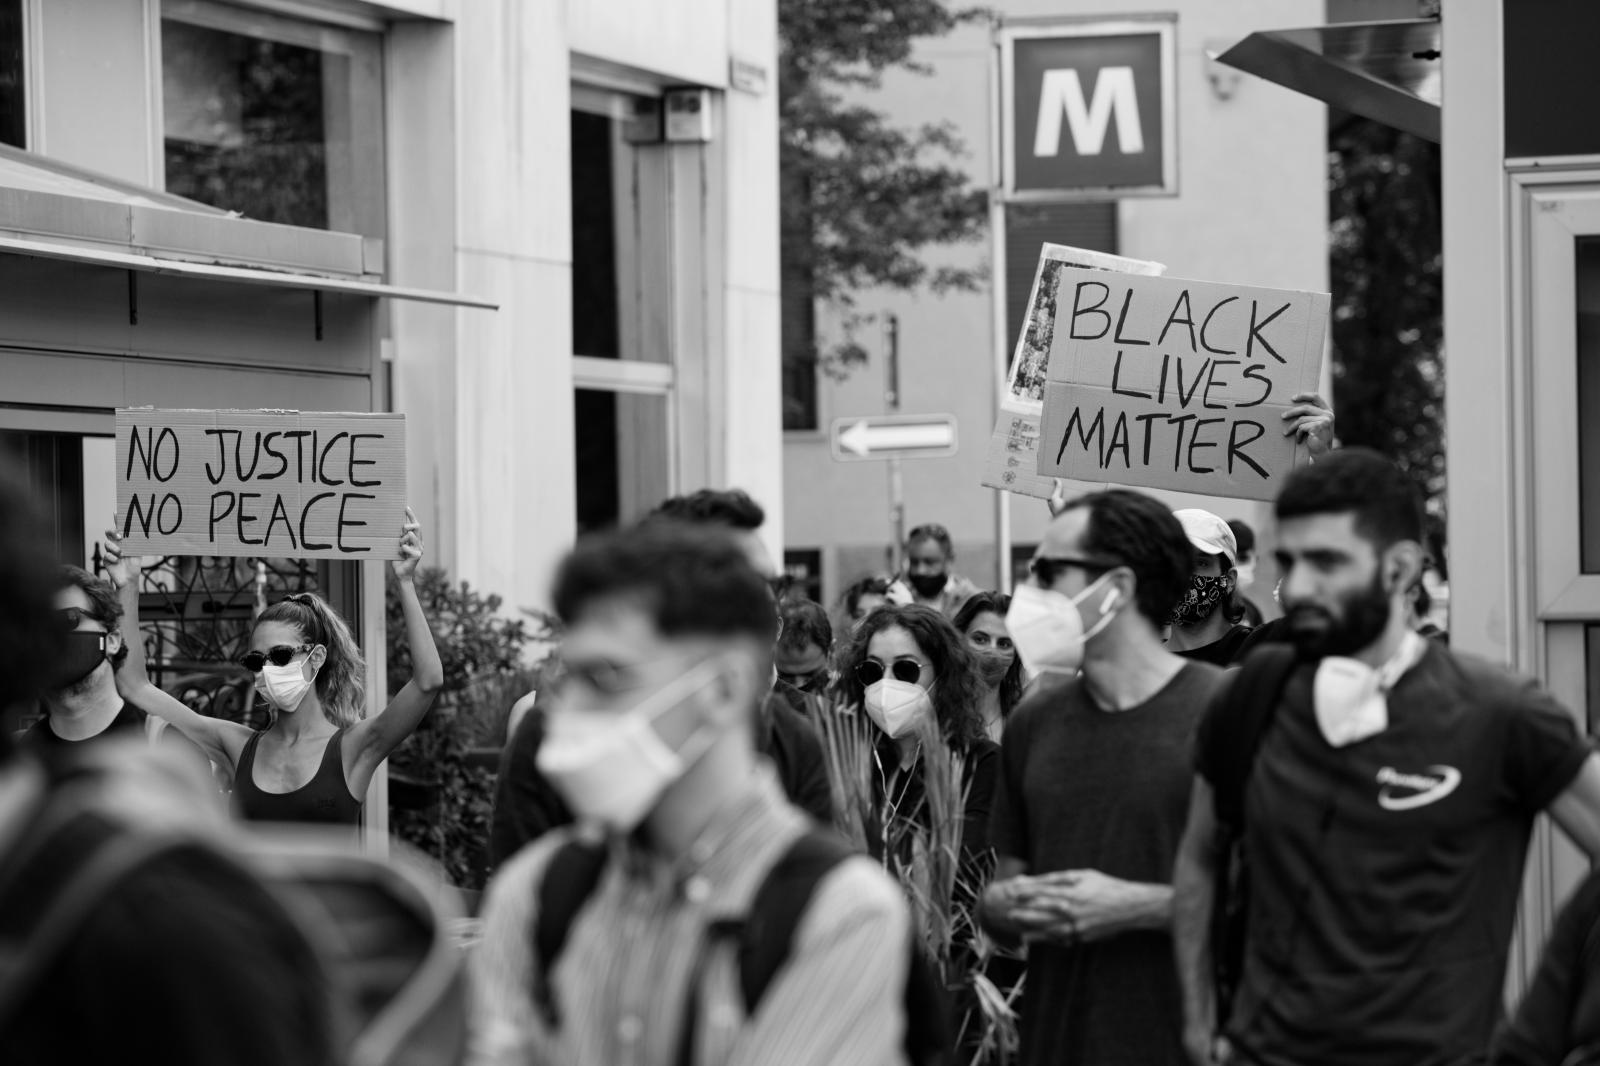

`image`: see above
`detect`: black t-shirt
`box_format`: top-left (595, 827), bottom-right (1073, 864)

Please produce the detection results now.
top-left (1196, 642), bottom-right (1593, 1066)
top-left (1177, 624), bottom-right (1255, 667)
top-left (25, 701), bottom-right (146, 752)
top-left (990, 660), bottom-right (1226, 1066)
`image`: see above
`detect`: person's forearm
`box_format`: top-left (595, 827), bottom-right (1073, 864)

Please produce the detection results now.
top-left (1124, 881), bottom-right (1174, 930)
top-left (116, 577), bottom-right (151, 686)
top-left (1173, 841), bottom-right (1219, 1036)
top-left (398, 577), bottom-right (444, 693)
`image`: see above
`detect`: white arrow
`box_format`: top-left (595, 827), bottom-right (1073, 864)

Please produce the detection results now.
top-left (838, 419), bottom-right (956, 457)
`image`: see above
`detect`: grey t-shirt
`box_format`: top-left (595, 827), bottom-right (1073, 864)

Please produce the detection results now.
top-left (990, 660), bottom-right (1225, 1066)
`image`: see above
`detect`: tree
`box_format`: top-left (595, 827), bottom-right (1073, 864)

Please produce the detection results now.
top-left (780, 0), bottom-right (991, 427)
top-left (1327, 115), bottom-right (1445, 514)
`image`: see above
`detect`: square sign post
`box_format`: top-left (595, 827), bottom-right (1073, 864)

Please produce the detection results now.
top-left (1000, 19), bottom-right (1177, 200)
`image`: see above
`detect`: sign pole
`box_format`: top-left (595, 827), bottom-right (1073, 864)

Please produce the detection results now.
top-left (884, 314), bottom-right (905, 573)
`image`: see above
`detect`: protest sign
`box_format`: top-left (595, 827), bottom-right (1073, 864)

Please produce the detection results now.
top-left (116, 409), bottom-right (407, 559)
top-left (981, 243), bottom-right (1166, 498)
top-left (1035, 270), bottom-right (1328, 501)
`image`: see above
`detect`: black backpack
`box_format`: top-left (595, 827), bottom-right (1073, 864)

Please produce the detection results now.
top-left (0, 744), bottom-right (468, 1066)
top-left (1205, 644), bottom-right (1299, 1028)
top-left (533, 827), bottom-right (951, 1066)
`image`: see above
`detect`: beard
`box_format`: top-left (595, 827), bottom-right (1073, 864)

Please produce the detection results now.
top-left (1284, 570), bottom-right (1392, 658)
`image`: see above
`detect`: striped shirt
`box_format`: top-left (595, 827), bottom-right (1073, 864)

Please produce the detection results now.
top-left (469, 766), bottom-right (910, 1066)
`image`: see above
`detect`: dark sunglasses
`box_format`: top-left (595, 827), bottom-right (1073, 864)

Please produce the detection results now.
top-left (1028, 554), bottom-right (1119, 586)
top-left (238, 644), bottom-right (314, 673)
top-left (854, 657), bottom-right (924, 687)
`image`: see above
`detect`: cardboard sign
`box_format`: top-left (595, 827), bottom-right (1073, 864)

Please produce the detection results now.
top-left (116, 409), bottom-right (407, 559)
top-left (1035, 270), bottom-right (1328, 501)
top-left (981, 243), bottom-right (1166, 499)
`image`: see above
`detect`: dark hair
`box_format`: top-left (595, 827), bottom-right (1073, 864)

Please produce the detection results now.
top-left (255, 592), bottom-right (366, 727)
top-left (0, 466), bottom-right (62, 740)
top-left (841, 575), bottom-right (891, 618)
top-left (57, 565), bottom-right (129, 671)
top-left (778, 598), bottom-right (833, 653)
top-left (832, 604), bottom-right (987, 749)
top-left (648, 488), bottom-right (765, 532)
top-left (951, 591), bottom-right (1024, 719)
top-left (553, 521), bottom-right (779, 647)
top-left (1056, 489), bottom-right (1192, 626)
top-left (1275, 448), bottom-right (1424, 550)
top-left (1226, 518), bottom-right (1256, 559)
top-left (906, 523), bottom-right (954, 560)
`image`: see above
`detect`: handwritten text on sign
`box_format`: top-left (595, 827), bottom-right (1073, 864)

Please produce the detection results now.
top-left (1036, 270), bottom-right (1328, 501)
top-left (116, 409), bottom-right (407, 559)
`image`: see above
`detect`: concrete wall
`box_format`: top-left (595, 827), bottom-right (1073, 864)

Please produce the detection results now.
top-left (783, 0), bottom-right (1327, 606)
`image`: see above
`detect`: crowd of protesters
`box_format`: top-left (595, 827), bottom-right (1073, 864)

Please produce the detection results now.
top-left (8, 390), bottom-right (1600, 1066)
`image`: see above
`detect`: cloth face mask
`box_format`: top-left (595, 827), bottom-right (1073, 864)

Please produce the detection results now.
top-left (537, 661), bottom-right (721, 833)
top-left (257, 658), bottom-right (317, 712)
top-left (1312, 630), bottom-right (1427, 748)
top-left (1168, 575), bottom-right (1234, 628)
top-left (973, 649), bottom-right (1014, 687)
top-left (863, 678), bottom-right (933, 739)
top-left (908, 572), bottom-right (949, 599)
top-left (53, 631), bottom-right (110, 690)
top-left (1005, 577), bottom-right (1120, 677)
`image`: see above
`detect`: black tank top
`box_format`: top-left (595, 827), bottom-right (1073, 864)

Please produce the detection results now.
top-left (234, 727), bottom-right (363, 825)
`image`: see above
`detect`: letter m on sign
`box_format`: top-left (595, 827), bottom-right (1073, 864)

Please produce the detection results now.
top-left (1034, 68), bottom-right (1143, 157)
top-left (1006, 24), bottom-right (1172, 196)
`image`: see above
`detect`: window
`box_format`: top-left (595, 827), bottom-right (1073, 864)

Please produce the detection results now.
top-left (161, 1), bottom-right (385, 236)
top-left (0, 0), bottom-right (22, 149)
top-left (574, 390), bottom-right (671, 534)
top-left (1005, 202), bottom-right (1117, 363)
top-left (782, 549), bottom-right (823, 603)
top-left (780, 169), bottom-right (819, 431)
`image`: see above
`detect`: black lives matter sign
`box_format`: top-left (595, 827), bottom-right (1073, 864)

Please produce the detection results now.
top-left (1036, 269), bottom-right (1328, 501)
top-left (116, 409), bottom-right (407, 559)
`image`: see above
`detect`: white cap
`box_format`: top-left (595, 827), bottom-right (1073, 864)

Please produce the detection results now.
top-left (1174, 509), bottom-right (1237, 566)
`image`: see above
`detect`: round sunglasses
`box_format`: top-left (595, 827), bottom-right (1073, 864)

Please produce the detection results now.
top-left (237, 644), bottom-right (314, 673)
top-left (854, 657), bottom-right (925, 687)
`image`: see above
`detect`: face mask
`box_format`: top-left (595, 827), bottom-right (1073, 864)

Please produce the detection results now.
top-left (1235, 560), bottom-right (1257, 591)
top-left (257, 657), bottom-right (317, 712)
top-left (863, 678), bottom-right (933, 739)
top-left (52, 631), bottom-right (110, 690)
top-left (537, 662), bottom-right (721, 833)
top-left (1168, 575), bottom-right (1234, 628)
top-left (1005, 577), bottom-right (1120, 677)
top-left (1313, 631), bottom-right (1426, 747)
top-left (973, 649), bottom-right (1014, 687)
top-left (781, 669), bottom-right (829, 695)
top-left (908, 572), bottom-right (949, 599)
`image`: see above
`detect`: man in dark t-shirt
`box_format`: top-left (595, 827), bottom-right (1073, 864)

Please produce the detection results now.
top-left (1174, 450), bottom-right (1600, 1066)
top-left (983, 489), bottom-right (1227, 1066)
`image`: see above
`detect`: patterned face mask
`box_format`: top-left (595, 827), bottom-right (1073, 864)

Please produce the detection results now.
top-left (1168, 575), bottom-right (1234, 628)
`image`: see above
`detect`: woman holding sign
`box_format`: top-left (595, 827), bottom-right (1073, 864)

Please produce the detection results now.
top-left (103, 510), bottom-right (444, 826)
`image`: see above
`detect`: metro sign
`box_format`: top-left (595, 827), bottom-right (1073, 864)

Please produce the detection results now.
top-left (1001, 20), bottom-right (1177, 199)
top-left (830, 414), bottom-right (959, 463)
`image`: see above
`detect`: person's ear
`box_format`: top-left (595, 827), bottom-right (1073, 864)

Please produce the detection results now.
top-left (106, 628), bottom-right (123, 655)
top-left (701, 652), bottom-right (760, 729)
top-left (308, 644), bottom-right (328, 674)
top-left (1384, 542), bottom-right (1425, 596)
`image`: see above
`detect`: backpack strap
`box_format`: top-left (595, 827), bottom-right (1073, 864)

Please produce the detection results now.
top-left (531, 838), bottom-right (609, 1028)
top-left (1209, 644), bottom-right (1299, 828)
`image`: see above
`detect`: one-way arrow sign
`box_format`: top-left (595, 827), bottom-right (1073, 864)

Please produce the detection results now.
top-left (830, 413), bottom-right (959, 462)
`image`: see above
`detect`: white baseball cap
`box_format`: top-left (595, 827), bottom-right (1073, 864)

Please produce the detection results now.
top-left (1174, 509), bottom-right (1237, 566)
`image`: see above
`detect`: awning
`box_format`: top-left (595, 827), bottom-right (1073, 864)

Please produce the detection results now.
top-left (1215, 18), bottom-right (1441, 143)
top-left (0, 143), bottom-right (497, 309)
top-left (0, 233), bottom-right (499, 309)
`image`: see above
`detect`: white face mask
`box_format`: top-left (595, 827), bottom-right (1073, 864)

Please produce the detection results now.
top-left (1236, 559), bottom-right (1257, 591)
top-left (863, 678), bottom-right (933, 739)
top-left (537, 662), bottom-right (721, 833)
top-left (1313, 631), bottom-right (1426, 748)
top-left (1004, 576), bottom-right (1120, 677)
top-left (257, 658), bottom-right (317, 712)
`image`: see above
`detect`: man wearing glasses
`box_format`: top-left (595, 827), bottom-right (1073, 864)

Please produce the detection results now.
top-left (23, 567), bottom-right (198, 765)
top-left (981, 489), bottom-right (1228, 1066)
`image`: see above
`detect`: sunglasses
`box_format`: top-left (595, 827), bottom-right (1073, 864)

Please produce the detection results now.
top-left (238, 644), bottom-right (314, 673)
top-left (854, 657), bottom-right (925, 687)
top-left (1028, 554), bottom-right (1119, 586)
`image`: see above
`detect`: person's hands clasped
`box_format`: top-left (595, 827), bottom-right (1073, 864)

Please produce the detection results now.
top-left (1281, 391), bottom-right (1335, 459)
top-left (391, 507), bottom-right (424, 582)
top-left (1022, 869), bottom-right (1165, 945)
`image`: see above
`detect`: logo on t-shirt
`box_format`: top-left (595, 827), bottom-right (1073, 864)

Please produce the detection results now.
top-left (1375, 765), bottom-right (1462, 811)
